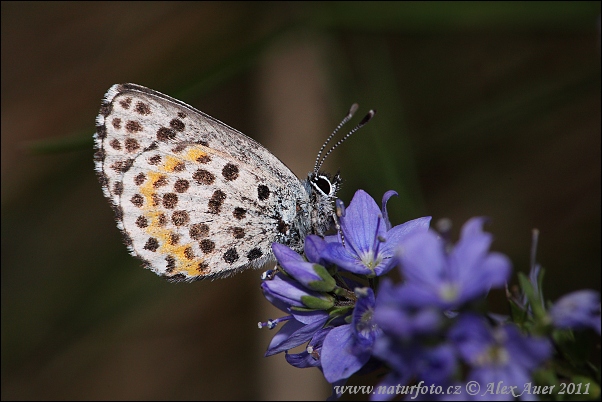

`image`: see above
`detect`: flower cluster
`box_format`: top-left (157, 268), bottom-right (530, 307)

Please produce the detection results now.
top-left (259, 190), bottom-right (430, 384)
top-left (259, 190), bottom-right (601, 400)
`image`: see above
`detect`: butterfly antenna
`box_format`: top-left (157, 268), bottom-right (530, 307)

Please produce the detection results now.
top-left (314, 103), bottom-right (359, 173)
top-left (316, 109), bottom-right (376, 172)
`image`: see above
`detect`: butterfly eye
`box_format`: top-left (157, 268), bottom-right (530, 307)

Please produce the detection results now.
top-left (312, 175), bottom-right (333, 196)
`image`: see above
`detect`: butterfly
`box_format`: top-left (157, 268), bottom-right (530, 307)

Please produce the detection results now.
top-left (94, 83), bottom-right (373, 281)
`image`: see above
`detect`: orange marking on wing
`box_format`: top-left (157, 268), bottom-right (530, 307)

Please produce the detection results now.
top-left (138, 171), bottom-right (204, 277)
top-left (162, 155), bottom-right (183, 172)
top-left (184, 147), bottom-right (207, 163)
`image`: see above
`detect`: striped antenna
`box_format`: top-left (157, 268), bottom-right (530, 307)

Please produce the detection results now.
top-left (313, 104), bottom-right (359, 173)
top-left (315, 109), bottom-right (376, 172)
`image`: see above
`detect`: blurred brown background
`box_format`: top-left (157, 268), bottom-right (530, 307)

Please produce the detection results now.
top-left (2, 2), bottom-right (600, 400)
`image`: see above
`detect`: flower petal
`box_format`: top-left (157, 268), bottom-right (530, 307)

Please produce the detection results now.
top-left (285, 326), bottom-right (332, 368)
top-left (265, 316), bottom-right (329, 356)
top-left (261, 274), bottom-right (326, 308)
top-left (272, 242), bottom-right (304, 264)
top-left (292, 309), bottom-right (330, 325)
top-left (550, 290), bottom-right (601, 334)
top-left (374, 279), bottom-right (444, 338)
top-left (503, 324), bottom-right (552, 371)
top-left (261, 275), bottom-right (293, 312)
top-left (266, 319), bottom-right (304, 355)
top-left (387, 216), bottom-right (432, 242)
top-left (304, 235), bottom-right (329, 265)
top-left (448, 314), bottom-right (492, 362)
top-left (323, 242), bottom-right (373, 275)
top-left (371, 336), bottom-right (414, 382)
top-left (284, 350), bottom-right (320, 368)
top-left (352, 288), bottom-right (378, 347)
top-left (397, 230), bottom-right (447, 288)
top-left (321, 324), bottom-right (372, 383)
top-left (417, 344), bottom-right (458, 386)
top-left (450, 217), bottom-right (493, 283)
top-left (340, 190), bottom-right (384, 256)
top-left (279, 260), bottom-right (323, 288)
top-left (381, 190), bottom-right (398, 231)
top-left (380, 216), bottom-right (432, 258)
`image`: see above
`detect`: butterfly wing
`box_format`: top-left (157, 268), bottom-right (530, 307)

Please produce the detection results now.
top-left (94, 84), bottom-right (310, 280)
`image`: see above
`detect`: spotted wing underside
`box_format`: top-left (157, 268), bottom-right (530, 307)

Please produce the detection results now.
top-left (93, 84), bottom-right (307, 280)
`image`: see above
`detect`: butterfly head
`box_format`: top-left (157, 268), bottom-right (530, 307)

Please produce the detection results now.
top-left (302, 104), bottom-right (375, 237)
top-left (302, 171), bottom-right (341, 238)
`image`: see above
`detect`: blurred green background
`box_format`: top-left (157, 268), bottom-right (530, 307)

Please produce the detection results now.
top-left (2, 2), bottom-right (600, 400)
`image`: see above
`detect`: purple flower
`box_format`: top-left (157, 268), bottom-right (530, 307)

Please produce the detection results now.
top-left (397, 217), bottom-right (511, 310)
top-left (285, 327), bottom-right (332, 368)
top-left (260, 270), bottom-right (333, 356)
top-left (373, 278), bottom-right (444, 341)
top-left (258, 198), bottom-right (600, 401)
top-left (550, 290), bottom-right (601, 335)
top-left (260, 234), bottom-right (351, 361)
top-left (304, 234), bottom-right (331, 266)
top-left (371, 278), bottom-right (454, 400)
top-left (321, 287), bottom-right (381, 383)
top-left (261, 272), bottom-right (334, 310)
top-left (449, 314), bottom-right (551, 398)
top-left (371, 340), bottom-right (458, 401)
top-left (272, 242), bottom-right (336, 292)
top-left (323, 190), bottom-right (431, 277)
top-left (260, 241), bottom-right (337, 357)
top-left (263, 312), bottom-right (330, 356)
